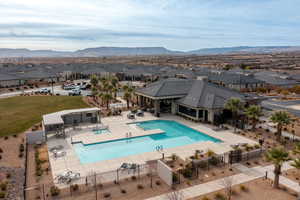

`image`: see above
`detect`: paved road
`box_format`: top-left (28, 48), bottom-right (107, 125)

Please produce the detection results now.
top-left (262, 99), bottom-right (300, 117)
top-left (0, 85), bottom-right (91, 99)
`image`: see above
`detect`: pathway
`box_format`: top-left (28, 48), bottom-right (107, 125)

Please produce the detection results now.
top-left (146, 162), bottom-right (299, 200)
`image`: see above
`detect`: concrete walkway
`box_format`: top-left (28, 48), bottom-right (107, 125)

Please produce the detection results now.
top-left (146, 162), bottom-right (299, 200)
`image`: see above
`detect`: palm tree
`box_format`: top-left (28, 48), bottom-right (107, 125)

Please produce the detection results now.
top-left (225, 98), bottom-right (244, 132)
top-left (245, 105), bottom-right (262, 131)
top-left (293, 142), bottom-right (300, 155)
top-left (123, 92), bottom-right (131, 109)
top-left (90, 75), bottom-right (98, 88)
top-left (102, 93), bottom-right (112, 109)
top-left (291, 158), bottom-right (300, 179)
top-left (270, 111), bottom-right (291, 141)
top-left (265, 148), bottom-right (290, 188)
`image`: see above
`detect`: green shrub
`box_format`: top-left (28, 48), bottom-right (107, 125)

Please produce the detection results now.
top-left (172, 173), bottom-right (180, 183)
top-left (214, 192), bottom-right (226, 200)
top-left (208, 156), bottom-right (219, 166)
top-left (197, 160), bottom-right (207, 169)
top-left (240, 184), bottom-right (248, 192)
top-left (121, 189), bottom-right (126, 194)
top-left (71, 184), bottom-right (79, 191)
top-left (137, 184), bottom-right (144, 189)
top-left (0, 182), bottom-right (7, 191)
top-left (19, 144), bottom-right (25, 152)
top-left (0, 192), bottom-right (5, 198)
top-left (155, 180), bottom-right (161, 185)
top-left (103, 192), bottom-right (111, 198)
top-left (50, 186), bottom-right (60, 196)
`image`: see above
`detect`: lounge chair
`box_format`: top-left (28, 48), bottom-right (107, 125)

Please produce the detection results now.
top-left (127, 113), bottom-right (135, 119)
top-left (136, 110), bottom-right (144, 117)
top-left (49, 145), bottom-right (64, 152)
top-left (53, 150), bottom-right (66, 158)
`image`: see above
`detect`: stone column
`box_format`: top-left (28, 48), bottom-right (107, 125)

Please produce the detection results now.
top-left (171, 101), bottom-right (177, 114)
top-left (154, 100), bottom-right (160, 117)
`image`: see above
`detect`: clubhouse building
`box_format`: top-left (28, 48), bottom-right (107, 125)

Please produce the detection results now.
top-left (135, 78), bottom-right (262, 124)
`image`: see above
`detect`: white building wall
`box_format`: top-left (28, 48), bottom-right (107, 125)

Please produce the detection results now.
top-left (157, 160), bottom-right (173, 186)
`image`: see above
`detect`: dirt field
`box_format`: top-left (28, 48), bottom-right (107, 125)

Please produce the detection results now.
top-left (0, 133), bottom-right (25, 168)
top-left (190, 178), bottom-right (298, 200)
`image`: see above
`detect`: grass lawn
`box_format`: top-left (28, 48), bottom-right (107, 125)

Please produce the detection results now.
top-left (0, 96), bottom-right (90, 136)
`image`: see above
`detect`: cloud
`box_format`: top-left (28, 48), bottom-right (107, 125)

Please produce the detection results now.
top-left (0, 0), bottom-right (300, 50)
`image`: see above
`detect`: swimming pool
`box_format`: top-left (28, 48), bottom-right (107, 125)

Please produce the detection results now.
top-left (74, 120), bottom-right (221, 164)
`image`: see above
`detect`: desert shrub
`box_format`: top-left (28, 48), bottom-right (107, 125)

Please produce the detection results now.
top-left (0, 182), bottom-right (7, 191)
top-left (36, 169), bottom-right (43, 176)
top-left (4, 136), bottom-right (8, 140)
top-left (13, 134), bottom-right (17, 138)
top-left (50, 186), bottom-right (60, 196)
top-left (208, 156), bottom-right (219, 166)
top-left (0, 192), bottom-right (5, 198)
top-left (240, 184), bottom-right (248, 192)
top-left (155, 180), bottom-right (161, 185)
top-left (0, 148), bottom-right (3, 153)
top-left (131, 176), bottom-right (136, 181)
top-left (103, 192), bottom-right (111, 198)
top-left (214, 192), bottom-right (226, 200)
top-left (71, 184), bottom-right (79, 191)
top-left (137, 184), bottom-right (144, 189)
top-left (19, 153), bottom-right (24, 158)
top-left (19, 144), bottom-right (25, 152)
top-left (121, 189), bottom-right (126, 194)
top-left (201, 196), bottom-right (211, 200)
top-left (197, 160), bottom-right (207, 169)
top-left (172, 173), bottom-right (180, 183)
top-left (6, 173), bottom-right (11, 179)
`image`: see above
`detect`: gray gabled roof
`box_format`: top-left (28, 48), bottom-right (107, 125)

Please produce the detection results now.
top-left (208, 72), bottom-right (264, 85)
top-left (177, 80), bottom-right (246, 109)
top-left (136, 78), bottom-right (194, 97)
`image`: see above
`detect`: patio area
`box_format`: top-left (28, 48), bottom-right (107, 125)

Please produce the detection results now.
top-left (46, 111), bottom-right (257, 188)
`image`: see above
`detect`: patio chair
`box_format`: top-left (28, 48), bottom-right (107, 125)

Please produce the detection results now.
top-left (66, 172), bottom-right (81, 183)
top-left (120, 163), bottom-right (129, 169)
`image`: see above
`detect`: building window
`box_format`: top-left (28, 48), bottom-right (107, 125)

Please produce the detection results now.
top-left (86, 113), bottom-right (93, 117)
top-left (178, 105), bottom-right (197, 118)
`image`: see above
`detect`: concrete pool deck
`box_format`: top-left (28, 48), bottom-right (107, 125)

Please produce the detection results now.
top-left (47, 111), bottom-right (257, 187)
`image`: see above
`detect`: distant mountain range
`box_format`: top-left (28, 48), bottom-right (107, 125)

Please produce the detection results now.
top-left (1, 46), bottom-right (300, 57)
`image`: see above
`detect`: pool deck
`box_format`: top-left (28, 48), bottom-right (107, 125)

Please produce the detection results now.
top-left (71, 123), bottom-right (164, 145)
top-left (47, 111), bottom-right (257, 188)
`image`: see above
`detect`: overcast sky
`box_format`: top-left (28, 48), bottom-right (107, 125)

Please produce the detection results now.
top-left (1, 0), bottom-right (300, 51)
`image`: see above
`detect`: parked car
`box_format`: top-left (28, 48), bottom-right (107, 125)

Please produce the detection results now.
top-left (68, 88), bottom-right (81, 96)
top-left (63, 84), bottom-right (75, 90)
top-left (39, 88), bottom-right (51, 94)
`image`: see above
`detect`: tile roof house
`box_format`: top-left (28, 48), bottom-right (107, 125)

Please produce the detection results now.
top-left (136, 78), bottom-right (261, 123)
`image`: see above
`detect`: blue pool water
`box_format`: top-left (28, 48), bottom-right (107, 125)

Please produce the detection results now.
top-left (74, 120), bottom-right (221, 164)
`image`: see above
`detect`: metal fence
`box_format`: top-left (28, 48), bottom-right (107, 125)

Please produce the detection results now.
top-left (25, 163), bottom-right (158, 200)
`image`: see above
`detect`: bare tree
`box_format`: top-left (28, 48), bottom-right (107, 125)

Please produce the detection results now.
top-left (166, 190), bottom-right (184, 200)
top-left (220, 176), bottom-right (234, 200)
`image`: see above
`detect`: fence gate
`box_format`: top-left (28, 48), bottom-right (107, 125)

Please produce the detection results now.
top-left (229, 149), bottom-right (243, 164)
